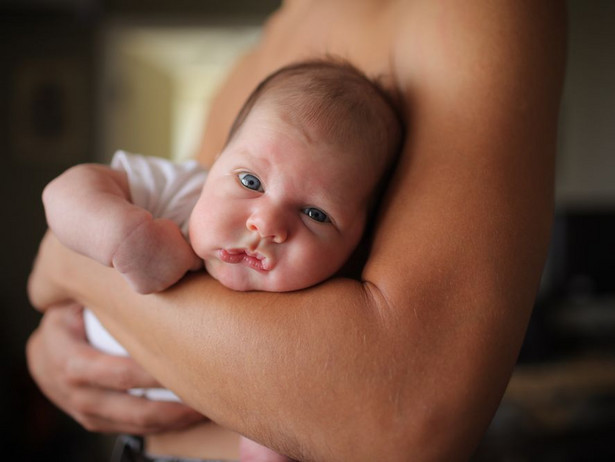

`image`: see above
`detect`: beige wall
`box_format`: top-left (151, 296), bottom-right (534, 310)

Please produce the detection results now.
top-left (99, 25), bottom-right (261, 162)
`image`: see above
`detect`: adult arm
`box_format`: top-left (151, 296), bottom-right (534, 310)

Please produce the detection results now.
top-left (43, 164), bottom-right (199, 293)
top-left (28, 1), bottom-right (567, 460)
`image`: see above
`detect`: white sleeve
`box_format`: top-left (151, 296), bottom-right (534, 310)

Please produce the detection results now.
top-left (110, 150), bottom-right (207, 236)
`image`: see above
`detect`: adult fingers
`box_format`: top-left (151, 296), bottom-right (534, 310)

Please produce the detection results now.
top-left (27, 305), bottom-right (205, 435)
top-left (70, 387), bottom-right (205, 434)
top-left (49, 303), bottom-right (160, 390)
top-left (67, 346), bottom-right (162, 391)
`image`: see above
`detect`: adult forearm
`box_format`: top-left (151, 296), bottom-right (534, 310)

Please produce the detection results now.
top-left (37, 235), bottom-right (515, 462)
top-left (68, 266), bottom-right (405, 460)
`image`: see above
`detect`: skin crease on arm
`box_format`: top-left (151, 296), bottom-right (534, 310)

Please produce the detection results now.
top-left (28, 1), bottom-right (567, 460)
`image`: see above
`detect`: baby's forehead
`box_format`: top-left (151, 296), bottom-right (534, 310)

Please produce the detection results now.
top-left (295, 143), bottom-right (383, 207)
top-left (261, 99), bottom-right (382, 160)
top-left (233, 100), bottom-right (387, 199)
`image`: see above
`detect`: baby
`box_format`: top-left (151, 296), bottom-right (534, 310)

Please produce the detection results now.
top-left (43, 59), bottom-right (403, 461)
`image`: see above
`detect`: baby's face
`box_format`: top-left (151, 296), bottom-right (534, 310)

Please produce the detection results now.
top-left (189, 104), bottom-right (379, 292)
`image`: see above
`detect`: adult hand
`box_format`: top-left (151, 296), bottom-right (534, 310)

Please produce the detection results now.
top-left (26, 303), bottom-right (205, 434)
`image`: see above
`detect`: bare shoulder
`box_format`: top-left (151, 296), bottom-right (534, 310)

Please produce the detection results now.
top-left (391, 0), bottom-right (567, 111)
top-left (367, 0), bottom-right (568, 296)
top-left (364, 0), bottom-right (567, 394)
top-left (356, 2), bottom-right (567, 456)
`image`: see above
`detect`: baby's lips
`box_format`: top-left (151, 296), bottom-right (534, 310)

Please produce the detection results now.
top-left (218, 248), bottom-right (274, 272)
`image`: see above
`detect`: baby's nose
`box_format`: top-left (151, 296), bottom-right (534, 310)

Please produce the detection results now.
top-left (246, 206), bottom-right (288, 244)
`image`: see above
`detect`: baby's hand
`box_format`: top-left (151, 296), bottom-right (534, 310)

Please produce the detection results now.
top-left (112, 218), bottom-right (202, 294)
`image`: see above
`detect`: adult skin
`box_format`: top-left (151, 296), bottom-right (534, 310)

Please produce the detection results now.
top-left (27, 0), bottom-right (567, 460)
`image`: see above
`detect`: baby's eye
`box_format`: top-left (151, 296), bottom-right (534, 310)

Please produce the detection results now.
top-left (238, 173), bottom-right (263, 192)
top-left (302, 207), bottom-right (330, 223)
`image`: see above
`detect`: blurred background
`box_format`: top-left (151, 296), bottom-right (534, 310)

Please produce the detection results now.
top-left (0, 0), bottom-right (613, 460)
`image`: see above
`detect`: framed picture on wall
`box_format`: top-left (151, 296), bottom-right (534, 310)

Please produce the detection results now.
top-left (10, 57), bottom-right (89, 166)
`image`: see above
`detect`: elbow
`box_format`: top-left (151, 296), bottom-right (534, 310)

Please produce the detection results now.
top-left (42, 164), bottom-right (87, 215)
top-left (325, 288), bottom-right (484, 461)
top-left (41, 174), bottom-right (59, 213)
top-left (41, 176), bottom-right (63, 233)
top-left (343, 403), bottom-right (482, 462)
top-left (42, 164), bottom-right (100, 230)
top-left (316, 410), bottom-right (437, 462)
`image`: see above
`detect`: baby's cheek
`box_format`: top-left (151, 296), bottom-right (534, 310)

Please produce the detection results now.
top-left (189, 212), bottom-right (220, 256)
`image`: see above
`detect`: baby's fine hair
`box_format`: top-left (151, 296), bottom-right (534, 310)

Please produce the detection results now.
top-left (225, 58), bottom-right (404, 173)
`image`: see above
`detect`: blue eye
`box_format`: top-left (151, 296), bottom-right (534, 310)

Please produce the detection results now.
top-left (303, 207), bottom-right (330, 223)
top-left (238, 173), bottom-right (263, 192)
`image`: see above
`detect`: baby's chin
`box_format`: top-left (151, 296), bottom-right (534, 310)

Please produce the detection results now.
top-left (205, 260), bottom-right (262, 292)
top-left (216, 275), bottom-right (257, 292)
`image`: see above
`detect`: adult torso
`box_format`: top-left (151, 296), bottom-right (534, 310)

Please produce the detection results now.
top-left (198, 0), bottom-right (408, 166)
top-left (148, 0), bottom-right (412, 458)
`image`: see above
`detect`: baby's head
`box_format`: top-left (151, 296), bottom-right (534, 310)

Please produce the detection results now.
top-left (190, 59), bottom-right (403, 292)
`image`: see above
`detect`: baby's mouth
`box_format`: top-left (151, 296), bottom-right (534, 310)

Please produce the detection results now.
top-left (217, 248), bottom-right (272, 272)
